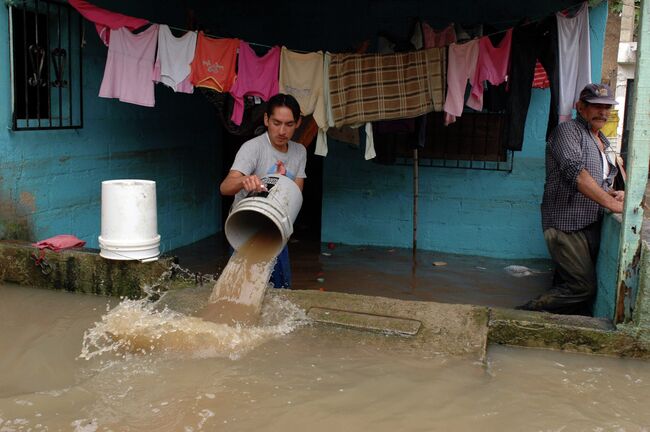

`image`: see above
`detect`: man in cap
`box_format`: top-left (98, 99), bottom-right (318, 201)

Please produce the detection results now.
top-left (518, 83), bottom-right (625, 315)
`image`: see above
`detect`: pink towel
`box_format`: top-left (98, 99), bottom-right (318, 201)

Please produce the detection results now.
top-left (68, 0), bottom-right (148, 46)
top-left (33, 235), bottom-right (86, 252)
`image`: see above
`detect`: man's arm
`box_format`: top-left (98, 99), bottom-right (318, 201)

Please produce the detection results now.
top-left (576, 169), bottom-right (623, 213)
top-left (295, 177), bottom-right (304, 192)
top-left (220, 170), bottom-right (266, 196)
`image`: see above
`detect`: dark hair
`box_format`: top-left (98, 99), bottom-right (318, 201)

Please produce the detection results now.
top-left (266, 93), bottom-right (301, 121)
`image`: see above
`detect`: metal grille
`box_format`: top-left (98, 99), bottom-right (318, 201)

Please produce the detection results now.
top-left (8, 0), bottom-right (83, 130)
top-left (387, 112), bottom-right (515, 172)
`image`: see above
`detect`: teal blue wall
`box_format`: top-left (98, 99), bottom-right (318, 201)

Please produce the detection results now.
top-left (321, 2), bottom-right (609, 258)
top-left (0, 1), bottom-right (222, 252)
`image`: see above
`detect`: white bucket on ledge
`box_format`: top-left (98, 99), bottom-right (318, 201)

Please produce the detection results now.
top-left (98, 179), bottom-right (161, 262)
top-left (225, 174), bottom-right (303, 253)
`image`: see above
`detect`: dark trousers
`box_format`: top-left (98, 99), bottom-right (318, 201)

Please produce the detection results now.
top-left (270, 245), bottom-right (292, 289)
top-left (228, 244), bottom-right (292, 289)
top-left (504, 17), bottom-right (559, 151)
top-left (529, 222), bottom-right (601, 315)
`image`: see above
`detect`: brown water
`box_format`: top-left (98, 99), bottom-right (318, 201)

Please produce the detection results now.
top-left (2, 283), bottom-right (650, 431)
top-left (200, 231), bottom-right (282, 325)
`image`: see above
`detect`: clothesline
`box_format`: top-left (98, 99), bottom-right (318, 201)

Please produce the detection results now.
top-left (165, 25), bottom-right (311, 54)
top-left (162, 1), bottom-right (586, 55)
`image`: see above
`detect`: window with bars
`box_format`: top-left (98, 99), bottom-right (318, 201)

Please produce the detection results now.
top-left (8, 0), bottom-right (83, 130)
top-left (375, 111), bottom-right (514, 172)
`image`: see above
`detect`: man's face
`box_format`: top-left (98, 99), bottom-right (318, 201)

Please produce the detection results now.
top-left (578, 101), bottom-right (612, 131)
top-left (264, 107), bottom-right (300, 148)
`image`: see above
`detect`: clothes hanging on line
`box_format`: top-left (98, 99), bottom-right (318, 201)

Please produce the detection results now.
top-left (99, 24), bottom-right (159, 107)
top-left (153, 25), bottom-right (197, 94)
top-left (532, 60), bottom-right (551, 89)
top-left (229, 43), bottom-right (281, 126)
top-left (328, 47), bottom-right (446, 127)
top-left (556, 1), bottom-right (591, 123)
top-left (200, 89), bottom-right (268, 137)
top-left (68, 0), bottom-right (148, 46)
top-left (319, 51), bottom-right (372, 157)
top-left (279, 47), bottom-right (328, 154)
top-left (504, 16), bottom-right (559, 151)
top-left (466, 28), bottom-right (513, 111)
top-left (422, 23), bottom-right (457, 48)
top-left (190, 33), bottom-right (239, 92)
top-left (443, 39), bottom-right (479, 125)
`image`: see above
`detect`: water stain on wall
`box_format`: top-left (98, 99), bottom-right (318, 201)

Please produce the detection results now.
top-left (0, 186), bottom-right (34, 241)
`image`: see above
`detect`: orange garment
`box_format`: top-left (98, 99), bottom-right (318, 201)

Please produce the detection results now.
top-left (189, 33), bottom-right (239, 92)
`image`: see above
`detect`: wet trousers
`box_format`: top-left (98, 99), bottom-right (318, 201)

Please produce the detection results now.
top-left (528, 222), bottom-right (601, 314)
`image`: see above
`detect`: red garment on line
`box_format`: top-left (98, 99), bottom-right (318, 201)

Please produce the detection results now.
top-left (532, 60), bottom-right (550, 89)
top-left (33, 235), bottom-right (86, 252)
top-left (68, 0), bottom-right (149, 46)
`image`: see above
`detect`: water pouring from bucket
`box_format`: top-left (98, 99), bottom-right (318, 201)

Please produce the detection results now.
top-left (201, 174), bottom-right (303, 325)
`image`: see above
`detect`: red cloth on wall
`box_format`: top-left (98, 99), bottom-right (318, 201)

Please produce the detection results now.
top-left (33, 235), bottom-right (86, 252)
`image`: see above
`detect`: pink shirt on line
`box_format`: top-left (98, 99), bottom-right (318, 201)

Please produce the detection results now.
top-left (443, 39), bottom-right (479, 125)
top-left (99, 24), bottom-right (159, 107)
top-left (229, 43), bottom-right (280, 125)
top-left (466, 29), bottom-right (513, 111)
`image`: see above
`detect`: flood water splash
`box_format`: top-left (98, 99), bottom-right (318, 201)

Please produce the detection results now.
top-left (80, 290), bottom-right (307, 361)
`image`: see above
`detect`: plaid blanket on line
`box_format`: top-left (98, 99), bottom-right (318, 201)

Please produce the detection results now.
top-left (329, 47), bottom-right (446, 127)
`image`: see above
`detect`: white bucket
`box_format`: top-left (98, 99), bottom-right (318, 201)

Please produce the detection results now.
top-left (225, 175), bottom-right (303, 252)
top-left (98, 180), bottom-right (161, 261)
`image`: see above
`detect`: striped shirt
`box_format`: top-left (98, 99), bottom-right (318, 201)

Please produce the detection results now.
top-left (541, 115), bottom-right (617, 232)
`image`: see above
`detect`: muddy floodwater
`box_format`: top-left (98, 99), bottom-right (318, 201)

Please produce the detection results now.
top-left (2, 283), bottom-right (650, 431)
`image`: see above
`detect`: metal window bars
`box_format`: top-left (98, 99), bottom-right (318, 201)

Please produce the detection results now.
top-left (8, 0), bottom-right (83, 130)
top-left (392, 112), bottom-right (515, 172)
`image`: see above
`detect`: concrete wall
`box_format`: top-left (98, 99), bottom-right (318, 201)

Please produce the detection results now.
top-left (0, 1), bottom-right (222, 252)
top-left (321, 2), bottom-right (609, 258)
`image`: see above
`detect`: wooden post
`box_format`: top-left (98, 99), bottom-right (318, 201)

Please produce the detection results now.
top-left (615, 0), bottom-right (650, 323)
top-left (413, 148), bottom-right (419, 258)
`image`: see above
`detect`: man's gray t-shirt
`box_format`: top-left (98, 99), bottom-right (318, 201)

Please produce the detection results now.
top-left (230, 132), bottom-right (307, 204)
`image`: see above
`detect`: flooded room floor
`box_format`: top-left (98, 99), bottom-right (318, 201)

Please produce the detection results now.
top-left (169, 234), bottom-right (552, 310)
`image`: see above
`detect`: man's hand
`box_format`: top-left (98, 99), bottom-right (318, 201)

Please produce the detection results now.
top-left (609, 190), bottom-right (625, 202)
top-left (241, 175), bottom-right (267, 193)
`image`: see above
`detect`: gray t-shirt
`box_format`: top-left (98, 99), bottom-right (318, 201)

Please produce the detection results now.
top-left (230, 132), bottom-right (307, 204)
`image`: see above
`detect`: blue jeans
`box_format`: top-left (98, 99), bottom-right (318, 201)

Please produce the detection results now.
top-left (228, 244), bottom-right (291, 289)
top-left (270, 245), bottom-right (291, 289)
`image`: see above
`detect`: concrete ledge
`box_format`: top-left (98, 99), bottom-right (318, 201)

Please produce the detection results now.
top-left (307, 307), bottom-right (422, 336)
top-left (274, 290), bottom-right (489, 360)
top-left (489, 307), bottom-right (650, 358)
top-left (0, 240), bottom-right (174, 298)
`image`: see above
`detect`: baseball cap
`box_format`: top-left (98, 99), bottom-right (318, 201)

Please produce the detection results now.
top-left (579, 83), bottom-right (618, 105)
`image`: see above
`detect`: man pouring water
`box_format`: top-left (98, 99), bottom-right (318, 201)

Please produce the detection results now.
top-left (220, 93), bottom-right (307, 288)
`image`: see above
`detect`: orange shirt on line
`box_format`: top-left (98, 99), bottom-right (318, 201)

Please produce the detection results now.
top-left (190, 32), bottom-right (239, 92)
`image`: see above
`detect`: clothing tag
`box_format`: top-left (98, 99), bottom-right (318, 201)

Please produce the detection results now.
top-left (254, 96), bottom-right (262, 104)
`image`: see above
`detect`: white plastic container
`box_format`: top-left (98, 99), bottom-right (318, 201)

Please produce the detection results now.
top-left (98, 180), bottom-right (161, 261)
top-left (225, 174), bottom-right (303, 252)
